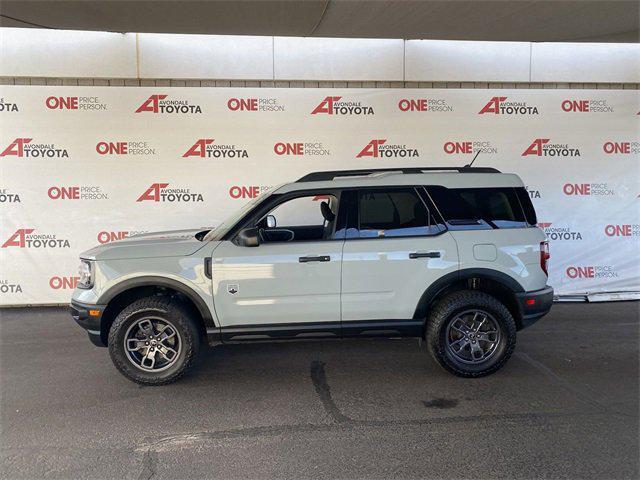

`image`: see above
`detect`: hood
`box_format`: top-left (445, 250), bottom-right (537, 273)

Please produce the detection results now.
top-left (80, 228), bottom-right (212, 261)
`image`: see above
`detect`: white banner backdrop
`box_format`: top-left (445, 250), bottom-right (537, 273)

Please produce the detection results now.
top-left (0, 86), bottom-right (638, 305)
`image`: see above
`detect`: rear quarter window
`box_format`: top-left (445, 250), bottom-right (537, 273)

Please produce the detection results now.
top-left (427, 186), bottom-right (534, 230)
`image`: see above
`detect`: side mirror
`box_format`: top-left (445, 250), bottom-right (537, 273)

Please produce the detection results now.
top-left (237, 227), bottom-right (260, 247)
top-left (266, 215), bottom-right (276, 228)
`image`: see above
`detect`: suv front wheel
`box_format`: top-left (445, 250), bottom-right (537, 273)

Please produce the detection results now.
top-left (426, 290), bottom-right (517, 377)
top-left (108, 297), bottom-right (201, 385)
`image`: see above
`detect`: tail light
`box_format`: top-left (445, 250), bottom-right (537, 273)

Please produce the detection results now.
top-left (540, 241), bottom-right (550, 276)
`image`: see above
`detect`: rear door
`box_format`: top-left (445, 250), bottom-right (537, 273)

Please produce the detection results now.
top-left (340, 187), bottom-right (459, 333)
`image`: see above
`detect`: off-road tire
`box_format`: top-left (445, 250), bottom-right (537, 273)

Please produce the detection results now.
top-left (108, 296), bottom-right (201, 385)
top-left (426, 290), bottom-right (517, 378)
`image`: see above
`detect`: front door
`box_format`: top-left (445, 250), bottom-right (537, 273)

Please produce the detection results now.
top-left (340, 187), bottom-right (459, 333)
top-left (211, 193), bottom-right (344, 340)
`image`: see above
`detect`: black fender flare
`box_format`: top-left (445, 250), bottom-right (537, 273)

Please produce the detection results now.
top-left (98, 276), bottom-right (215, 328)
top-left (413, 268), bottom-right (524, 320)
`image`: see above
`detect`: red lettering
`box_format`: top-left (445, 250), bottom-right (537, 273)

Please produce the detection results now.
top-left (356, 139), bottom-right (386, 158)
top-left (479, 96), bottom-right (507, 114)
top-left (137, 183), bottom-right (169, 202)
top-left (563, 183), bottom-right (591, 196)
top-left (274, 142), bottom-right (303, 155)
top-left (561, 100), bottom-right (589, 112)
top-left (0, 138), bottom-right (33, 157)
top-left (2, 229), bottom-right (34, 248)
top-left (522, 138), bottom-right (550, 156)
top-left (443, 141), bottom-right (472, 154)
top-left (603, 141), bottom-right (630, 154)
top-left (183, 139), bottom-right (214, 158)
top-left (311, 96), bottom-right (342, 115)
top-left (96, 141), bottom-right (127, 155)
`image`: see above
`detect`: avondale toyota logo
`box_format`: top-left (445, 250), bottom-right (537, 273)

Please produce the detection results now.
top-left (135, 94), bottom-right (202, 114)
top-left (311, 96), bottom-right (374, 115)
top-left (537, 222), bottom-right (583, 241)
top-left (0, 279), bottom-right (22, 294)
top-left (1, 229), bottom-right (70, 249)
top-left (137, 183), bottom-right (204, 202)
top-left (0, 138), bottom-right (69, 158)
top-left (182, 139), bottom-right (249, 159)
top-left (479, 97), bottom-right (539, 115)
top-left (522, 139), bottom-right (581, 157)
top-left (0, 98), bottom-right (19, 112)
top-left (0, 188), bottom-right (21, 203)
top-left (356, 139), bottom-right (419, 158)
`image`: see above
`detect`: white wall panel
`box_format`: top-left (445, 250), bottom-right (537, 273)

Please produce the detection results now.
top-left (0, 28), bottom-right (136, 78)
top-left (274, 37), bottom-right (404, 81)
top-left (138, 34), bottom-right (274, 80)
top-left (405, 40), bottom-right (530, 82)
top-left (531, 42), bottom-right (640, 83)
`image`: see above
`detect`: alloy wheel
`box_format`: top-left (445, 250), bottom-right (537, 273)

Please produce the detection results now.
top-left (124, 317), bottom-right (182, 372)
top-left (445, 309), bottom-right (501, 364)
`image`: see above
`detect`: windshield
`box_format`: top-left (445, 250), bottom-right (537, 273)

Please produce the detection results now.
top-left (203, 187), bottom-right (277, 241)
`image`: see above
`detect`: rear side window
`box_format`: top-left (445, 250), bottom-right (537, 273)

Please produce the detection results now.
top-left (354, 188), bottom-right (444, 238)
top-left (427, 186), bottom-right (532, 230)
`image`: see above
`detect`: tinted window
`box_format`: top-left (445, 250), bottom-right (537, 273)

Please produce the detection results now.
top-left (356, 188), bottom-right (442, 238)
top-left (515, 187), bottom-right (537, 225)
top-left (427, 186), bottom-right (529, 230)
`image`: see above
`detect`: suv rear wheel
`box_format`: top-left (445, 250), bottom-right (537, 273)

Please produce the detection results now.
top-left (108, 296), bottom-right (201, 385)
top-left (426, 290), bottom-right (517, 377)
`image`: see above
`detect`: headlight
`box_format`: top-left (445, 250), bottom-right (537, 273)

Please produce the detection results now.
top-left (77, 260), bottom-right (93, 289)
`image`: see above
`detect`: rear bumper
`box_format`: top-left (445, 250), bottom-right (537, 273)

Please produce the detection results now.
top-left (70, 300), bottom-right (107, 347)
top-left (515, 286), bottom-right (554, 330)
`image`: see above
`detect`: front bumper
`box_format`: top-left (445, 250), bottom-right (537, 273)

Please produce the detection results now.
top-left (70, 300), bottom-right (107, 347)
top-left (515, 286), bottom-right (554, 330)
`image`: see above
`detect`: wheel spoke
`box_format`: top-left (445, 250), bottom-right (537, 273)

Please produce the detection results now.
top-left (450, 337), bottom-right (469, 352)
top-left (470, 342), bottom-right (484, 360)
top-left (126, 339), bottom-right (145, 352)
top-left (474, 315), bottom-right (487, 332)
top-left (138, 319), bottom-right (154, 336)
top-left (140, 350), bottom-right (156, 369)
top-left (451, 324), bottom-right (467, 335)
top-left (158, 345), bottom-right (178, 361)
top-left (158, 326), bottom-right (176, 344)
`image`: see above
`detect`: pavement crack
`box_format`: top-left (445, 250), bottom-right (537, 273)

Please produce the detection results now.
top-left (311, 360), bottom-right (352, 423)
top-left (136, 448), bottom-right (157, 480)
top-left (135, 410), bottom-right (607, 451)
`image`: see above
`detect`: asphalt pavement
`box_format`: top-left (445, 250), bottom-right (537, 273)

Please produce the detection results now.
top-left (1, 302), bottom-right (638, 479)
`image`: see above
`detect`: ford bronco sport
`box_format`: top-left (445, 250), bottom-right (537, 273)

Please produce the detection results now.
top-left (71, 167), bottom-right (553, 385)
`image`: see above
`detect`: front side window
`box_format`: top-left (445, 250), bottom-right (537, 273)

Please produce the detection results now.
top-left (257, 194), bottom-right (339, 243)
top-left (355, 188), bottom-right (442, 238)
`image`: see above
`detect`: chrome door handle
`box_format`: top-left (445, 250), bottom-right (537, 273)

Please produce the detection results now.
top-left (299, 255), bottom-right (331, 263)
top-left (409, 251), bottom-right (441, 259)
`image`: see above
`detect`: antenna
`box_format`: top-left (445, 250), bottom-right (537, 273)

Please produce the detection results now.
top-left (464, 150), bottom-right (481, 168)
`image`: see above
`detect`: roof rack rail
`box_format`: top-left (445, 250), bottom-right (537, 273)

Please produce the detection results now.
top-left (296, 166), bottom-right (501, 182)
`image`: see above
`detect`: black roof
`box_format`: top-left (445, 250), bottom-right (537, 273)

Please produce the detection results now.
top-left (296, 167), bottom-right (501, 183)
